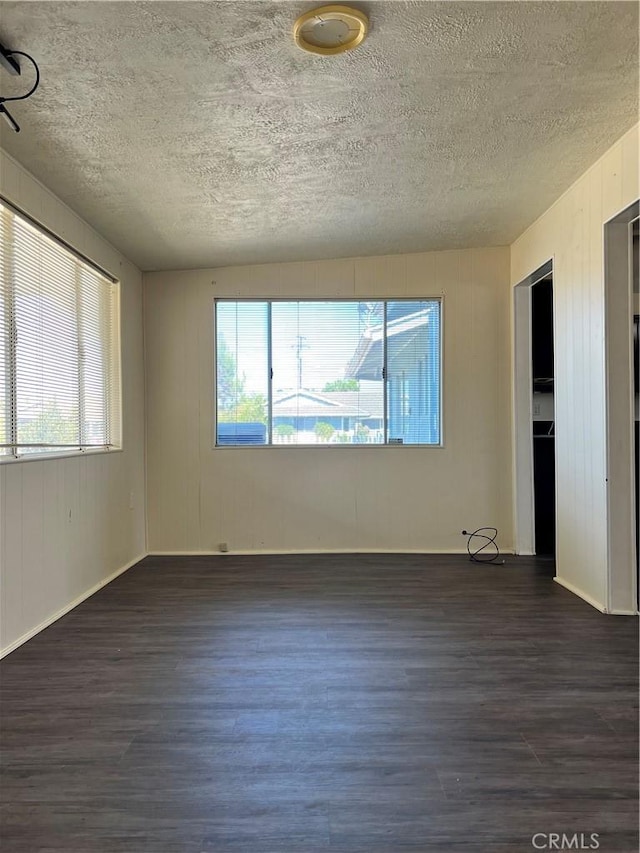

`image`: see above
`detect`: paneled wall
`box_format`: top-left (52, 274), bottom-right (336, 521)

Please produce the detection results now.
top-left (144, 248), bottom-right (512, 554)
top-left (0, 152), bottom-right (147, 655)
top-left (511, 124), bottom-right (639, 613)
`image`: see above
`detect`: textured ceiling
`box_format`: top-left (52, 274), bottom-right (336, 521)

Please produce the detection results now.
top-left (0, 1), bottom-right (638, 271)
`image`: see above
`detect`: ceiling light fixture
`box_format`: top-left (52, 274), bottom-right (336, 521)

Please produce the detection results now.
top-left (0, 40), bottom-right (40, 133)
top-left (293, 5), bottom-right (368, 56)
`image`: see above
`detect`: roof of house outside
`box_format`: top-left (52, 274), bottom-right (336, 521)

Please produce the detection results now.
top-left (273, 390), bottom-right (383, 419)
top-left (346, 308), bottom-right (434, 380)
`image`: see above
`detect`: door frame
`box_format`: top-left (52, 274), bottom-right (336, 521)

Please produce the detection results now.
top-left (604, 200), bottom-right (639, 614)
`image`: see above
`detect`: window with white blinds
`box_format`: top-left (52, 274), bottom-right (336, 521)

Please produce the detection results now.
top-left (215, 299), bottom-right (441, 446)
top-left (0, 200), bottom-right (121, 459)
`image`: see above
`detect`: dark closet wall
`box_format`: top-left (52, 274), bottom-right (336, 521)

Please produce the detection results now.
top-left (532, 278), bottom-right (555, 555)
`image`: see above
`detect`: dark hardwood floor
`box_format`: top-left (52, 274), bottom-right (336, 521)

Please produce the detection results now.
top-left (0, 554), bottom-right (637, 852)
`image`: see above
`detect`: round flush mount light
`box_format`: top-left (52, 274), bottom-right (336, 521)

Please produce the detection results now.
top-left (293, 5), bottom-right (369, 56)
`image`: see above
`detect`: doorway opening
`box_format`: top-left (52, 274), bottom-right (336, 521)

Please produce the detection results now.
top-left (634, 221), bottom-right (639, 608)
top-left (531, 276), bottom-right (555, 556)
top-left (513, 260), bottom-right (555, 564)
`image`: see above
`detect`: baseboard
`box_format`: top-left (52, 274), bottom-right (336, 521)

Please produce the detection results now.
top-left (148, 548), bottom-right (516, 557)
top-left (553, 576), bottom-right (607, 613)
top-left (0, 552), bottom-right (147, 659)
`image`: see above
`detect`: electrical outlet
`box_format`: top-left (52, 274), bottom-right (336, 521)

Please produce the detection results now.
top-left (533, 401), bottom-right (541, 416)
top-left (129, 491), bottom-right (134, 510)
top-left (219, 542), bottom-right (229, 553)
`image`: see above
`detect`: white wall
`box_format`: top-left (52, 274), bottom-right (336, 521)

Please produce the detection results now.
top-left (0, 152), bottom-right (147, 655)
top-left (144, 248), bottom-right (512, 554)
top-left (511, 124), bottom-right (639, 613)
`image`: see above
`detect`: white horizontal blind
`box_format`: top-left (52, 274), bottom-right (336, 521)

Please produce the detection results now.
top-left (386, 300), bottom-right (441, 445)
top-left (216, 301), bottom-right (269, 445)
top-left (215, 299), bottom-right (441, 446)
top-left (270, 301), bottom-right (384, 445)
top-left (0, 200), bottom-right (121, 458)
top-left (0, 207), bottom-right (10, 456)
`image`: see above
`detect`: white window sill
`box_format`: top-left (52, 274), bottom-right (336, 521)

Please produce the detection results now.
top-left (0, 447), bottom-right (123, 465)
top-left (213, 443), bottom-right (445, 450)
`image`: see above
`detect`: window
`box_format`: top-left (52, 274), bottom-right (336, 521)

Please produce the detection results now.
top-left (0, 199), bottom-right (121, 460)
top-left (215, 299), bottom-right (441, 446)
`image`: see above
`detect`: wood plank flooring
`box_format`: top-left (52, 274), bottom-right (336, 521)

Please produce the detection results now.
top-left (0, 554), bottom-right (637, 852)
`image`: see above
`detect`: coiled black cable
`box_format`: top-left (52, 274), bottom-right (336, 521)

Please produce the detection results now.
top-left (0, 49), bottom-right (40, 133)
top-left (0, 50), bottom-right (40, 102)
top-left (461, 527), bottom-right (504, 564)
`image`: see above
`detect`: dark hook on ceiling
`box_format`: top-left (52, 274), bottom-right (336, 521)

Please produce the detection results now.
top-left (0, 40), bottom-right (41, 133)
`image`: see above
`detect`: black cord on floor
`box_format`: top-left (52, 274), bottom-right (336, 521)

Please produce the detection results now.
top-left (461, 527), bottom-right (504, 564)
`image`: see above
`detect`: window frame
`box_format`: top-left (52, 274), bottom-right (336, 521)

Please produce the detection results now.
top-left (0, 196), bottom-right (123, 464)
top-left (214, 296), bottom-right (444, 449)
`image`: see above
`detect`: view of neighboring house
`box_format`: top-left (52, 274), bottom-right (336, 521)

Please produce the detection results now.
top-left (272, 389), bottom-right (384, 443)
top-left (345, 304), bottom-right (441, 445)
top-left (274, 303), bottom-right (443, 447)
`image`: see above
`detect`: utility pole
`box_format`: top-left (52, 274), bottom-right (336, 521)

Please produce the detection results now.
top-left (293, 335), bottom-right (308, 388)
